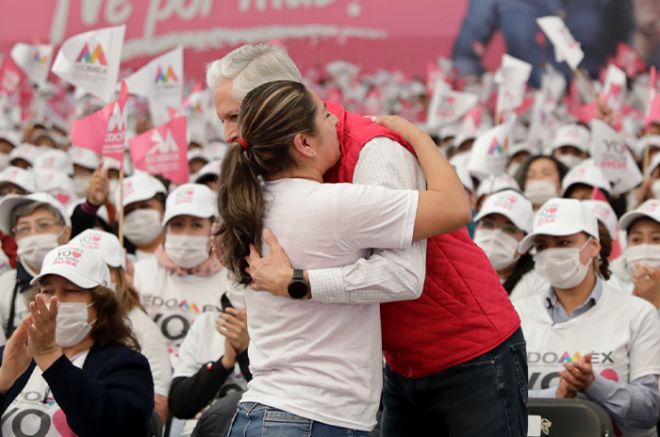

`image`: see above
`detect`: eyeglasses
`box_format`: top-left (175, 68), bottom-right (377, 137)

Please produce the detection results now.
top-left (12, 220), bottom-right (61, 238)
top-left (477, 219), bottom-right (521, 236)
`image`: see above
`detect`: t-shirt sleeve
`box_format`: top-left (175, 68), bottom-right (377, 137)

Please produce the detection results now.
top-left (172, 313), bottom-right (208, 379)
top-left (131, 310), bottom-right (172, 397)
top-left (333, 183), bottom-right (419, 252)
top-left (629, 301), bottom-right (660, 381)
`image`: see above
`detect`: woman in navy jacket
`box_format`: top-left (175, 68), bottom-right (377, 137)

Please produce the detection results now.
top-left (0, 243), bottom-right (153, 437)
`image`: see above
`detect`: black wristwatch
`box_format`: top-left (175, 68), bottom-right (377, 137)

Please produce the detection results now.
top-left (287, 268), bottom-right (309, 299)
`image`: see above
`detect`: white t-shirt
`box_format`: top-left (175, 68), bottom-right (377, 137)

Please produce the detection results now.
top-left (515, 285), bottom-right (660, 437)
top-left (133, 258), bottom-right (240, 366)
top-left (241, 178), bottom-right (418, 431)
top-left (509, 269), bottom-right (549, 302)
top-left (172, 310), bottom-right (248, 437)
top-left (2, 352), bottom-right (88, 437)
top-left (127, 307), bottom-right (172, 397)
top-left (0, 269), bottom-right (29, 345)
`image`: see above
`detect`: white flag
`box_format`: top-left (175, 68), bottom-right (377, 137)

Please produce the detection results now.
top-left (467, 119), bottom-right (515, 179)
top-left (495, 54), bottom-right (532, 115)
top-left (537, 16), bottom-right (584, 70)
top-left (10, 43), bottom-right (53, 88)
top-left (590, 119), bottom-right (642, 195)
top-left (51, 25), bottom-right (125, 103)
top-left (125, 46), bottom-right (183, 126)
top-left (601, 64), bottom-right (627, 112)
top-left (426, 80), bottom-right (478, 131)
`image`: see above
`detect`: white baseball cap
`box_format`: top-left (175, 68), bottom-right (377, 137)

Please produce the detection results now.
top-left (507, 142), bottom-right (533, 158)
top-left (519, 198), bottom-right (600, 253)
top-left (0, 192), bottom-right (71, 235)
top-left (35, 170), bottom-right (75, 197)
top-left (551, 124), bottom-right (590, 153)
top-left (162, 183), bottom-right (216, 225)
top-left (116, 173), bottom-right (167, 207)
top-left (452, 164), bottom-right (474, 192)
top-left (9, 143), bottom-right (40, 167)
top-left (187, 148), bottom-right (209, 164)
top-left (33, 149), bottom-right (73, 175)
top-left (561, 160), bottom-right (612, 195)
top-left (31, 244), bottom-right (111, 289)
top-left (440, 124), bottom-right (461, 140)
top-left (619, 199), bottom-right (660, 232)
top-left (69, 147), bottom-right (101, 170)
top-left (476, 174), bottom-right (520, 199)
top-left (0, 166), bottom-right (35, 193)
top-left (195, 160), bottom-right (221, 183)
top-left (204, 142), bottom-right (229, 161)
top-left (474, 190), bottom-right (534, 234)
top-left (0, 130), bottom-right (21, 148)
top-left (582, 200), bottom-right (618, 239)
top-left (644, 152), bottom-right (660, 178)
top-left (70, 229), bottom-right (126, 269)
top-left (632, 135), bottom-right (660, 159)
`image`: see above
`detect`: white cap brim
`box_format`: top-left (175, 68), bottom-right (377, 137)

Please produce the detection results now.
top-left (518, 225), bottom-right (587, 253)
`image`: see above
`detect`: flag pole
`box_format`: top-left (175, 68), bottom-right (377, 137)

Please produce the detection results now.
top-left (118, 166), bottom-right (125, 246)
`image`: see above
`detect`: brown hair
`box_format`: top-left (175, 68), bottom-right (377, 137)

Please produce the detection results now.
top-left (109, 266), bottom-right (145, 314)
top-left (594, 222), bottom-right (612, 280)
top-left (216, 80), bottom-right (317, 284)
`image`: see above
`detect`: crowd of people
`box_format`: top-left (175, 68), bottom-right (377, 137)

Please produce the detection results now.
top-left (0, 39), bottom-right (657, 437)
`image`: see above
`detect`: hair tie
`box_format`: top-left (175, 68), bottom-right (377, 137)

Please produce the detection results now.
top-left (238, 138), bottom-right (249, 151)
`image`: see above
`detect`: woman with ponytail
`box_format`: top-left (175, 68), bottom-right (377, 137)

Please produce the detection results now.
top-left (216, 80), bottom-right (471, 436)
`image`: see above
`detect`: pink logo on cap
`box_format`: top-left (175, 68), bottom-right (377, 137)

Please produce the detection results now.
top-left (538, 203), bottom-right (559, 226)
top-left (79, 235), bottom-right (101, 249)
top-left (641, 201), bottom-right (658, 214)
top-left (53, 248), bottom-right (82, 267)
top-left (494, 193), bottom-right (518, 210)
top-left (174, 187), bottom-right (195, 205)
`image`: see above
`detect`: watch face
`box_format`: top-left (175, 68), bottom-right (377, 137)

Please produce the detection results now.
top-left (288, 280), bottom-right (308, 299)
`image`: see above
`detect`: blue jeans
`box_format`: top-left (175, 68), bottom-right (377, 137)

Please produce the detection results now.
top-left (228, 402), bottom-right (371, 437)
top-left (381, 328), bottom-right (528, 437)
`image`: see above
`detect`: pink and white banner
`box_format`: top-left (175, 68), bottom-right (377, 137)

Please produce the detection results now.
top-left (70, 81), bottom-right (128, 166)
top-left (0, 0), bottom-right (505, 79)
top-left (129, 116), bottom-right (188, 184)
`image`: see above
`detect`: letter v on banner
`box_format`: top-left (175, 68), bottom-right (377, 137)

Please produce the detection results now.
top-left (70, 81), bottom-right (128, 169)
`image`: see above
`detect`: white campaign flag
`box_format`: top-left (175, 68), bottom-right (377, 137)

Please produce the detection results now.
top-left (10, 43), bottom-right (53, 88)
top-left (537, 16), bottom-right (584, 70)
top-left (495, 54), bottom-right (532, 115)
top-left (467, 119), bottom-right (515, 179)
top-left (601, 64), bottom-right (627, 112)
top-left (590, 119), bottom-right (643, 195)
top-left (125, 46), bottom-right (183, 126)
top-left (51, 25), bottom-right (125, 103)
top-left (426, 80), bottom-right (478, 131)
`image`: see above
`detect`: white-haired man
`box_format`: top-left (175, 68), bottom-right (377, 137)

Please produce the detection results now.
top-left (209, 44), bottom-right (526, 437)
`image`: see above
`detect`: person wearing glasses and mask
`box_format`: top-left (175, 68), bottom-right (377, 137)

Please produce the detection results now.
top-left (0, 244), bottom-right (154, 436)
top-left (0, 194), bottom-right (71, 343)
top-left (514, 199), bottom-right (660, 437)
top-left (132, 183), bottom-right (241, 366)
top-left (473, 189), bottom-right (548, 301)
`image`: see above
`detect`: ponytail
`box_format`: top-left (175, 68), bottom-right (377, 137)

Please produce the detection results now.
top-left (217, 145), bottom-right (265, 284)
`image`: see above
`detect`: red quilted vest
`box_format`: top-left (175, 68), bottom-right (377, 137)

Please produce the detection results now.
top-left (325, 102), bottom-right (521, 378)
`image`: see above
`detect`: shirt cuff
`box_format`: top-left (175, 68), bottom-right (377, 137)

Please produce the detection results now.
top-left (308, 267), bottom-right (347, 303)
top-left (585, 374), bottom-right (615, 401)
top-left (81, 201), bottom-right (101, 216)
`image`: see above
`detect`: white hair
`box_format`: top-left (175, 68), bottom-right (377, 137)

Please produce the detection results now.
top-left (206, 44), bottom-right (303, 101)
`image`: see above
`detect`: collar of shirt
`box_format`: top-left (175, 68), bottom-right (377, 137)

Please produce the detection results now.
top-left (544, 277), bottom-right (603, 323)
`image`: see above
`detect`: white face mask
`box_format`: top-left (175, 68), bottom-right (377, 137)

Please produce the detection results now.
top-left (17, 233), bottom-right (60, 271)
top-left (55, 302), bottom-right (94, 348)
top-left (123, 209), bottom-right (162, 246)
top-left (507, 162), bottom-right (521, 177)
top-left (625, 244), bottom-right (660, 270)
top-left (556, 154), bottom-right (584, 169)
top-left (0, 154), bottom-right (10, 171)
top-left (473, 228), bottom-right (520, 271)
top-left (652, 180), bottom-right (660, 199)
top-left (73, 175), bottom-right (91, 198)
top-left (534, 238), bottom-right (593, 289)
top-left (165, 234), bottom-right (210, 269)
top-left (524, 180), bottom-right (558, 206)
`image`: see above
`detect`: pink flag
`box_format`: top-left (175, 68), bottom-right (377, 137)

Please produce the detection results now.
top-left (611, 43), bottom-right (645, 78)
top-left (70, 81), bottom-right (128, 167)
top-left (129, 116), bottom-right (188, 184)
top-left (645, 67), bottom-right (660, 128)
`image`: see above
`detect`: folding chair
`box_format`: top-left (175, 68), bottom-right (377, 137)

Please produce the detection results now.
top-left (527, 398), bottom-right (614, 437)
